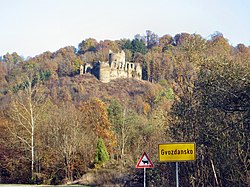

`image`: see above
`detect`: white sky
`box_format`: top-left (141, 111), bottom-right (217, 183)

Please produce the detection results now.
top-left (1, 0), bottom-right (250, 57)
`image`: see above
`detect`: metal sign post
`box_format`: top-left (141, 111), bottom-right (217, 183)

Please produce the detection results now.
top-left (144, 167), bottom-right (146, 187)
top-left (176, 162), bottom-right (179, 187)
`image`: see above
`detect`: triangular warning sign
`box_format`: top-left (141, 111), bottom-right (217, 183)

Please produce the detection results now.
top-left (136, 152), bottom-right (154, 168)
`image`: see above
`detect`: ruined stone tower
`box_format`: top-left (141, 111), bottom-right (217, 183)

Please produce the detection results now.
top-left (99, 61), bottom-right (110, 83)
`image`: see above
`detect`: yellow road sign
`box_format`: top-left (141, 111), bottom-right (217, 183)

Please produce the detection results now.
top-left (159, 142), bottom-right (196, 162)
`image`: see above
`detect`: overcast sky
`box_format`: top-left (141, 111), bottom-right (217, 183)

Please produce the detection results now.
top-left (1, 0), bottom-right (250, 57)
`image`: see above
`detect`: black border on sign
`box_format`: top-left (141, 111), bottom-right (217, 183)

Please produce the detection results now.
top-left (158, 142), bottom-right (196, 162)
top-left (136, 152), bottom-right (154, 168)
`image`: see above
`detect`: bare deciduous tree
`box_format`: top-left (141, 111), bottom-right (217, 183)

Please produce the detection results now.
top-left (8, 62), bottom-right (48, 180)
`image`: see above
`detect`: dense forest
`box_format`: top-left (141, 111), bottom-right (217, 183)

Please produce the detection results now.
top-left (0, 31), bottom-right (249, 186)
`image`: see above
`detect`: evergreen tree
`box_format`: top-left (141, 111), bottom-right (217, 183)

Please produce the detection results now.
top-left (131, 38), bottom-right (147, 55)
top-left (94, 138), bottom-right (109, 166)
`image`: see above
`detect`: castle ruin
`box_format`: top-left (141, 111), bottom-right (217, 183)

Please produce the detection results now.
top-left (80, 50), bottom-right (142, 83)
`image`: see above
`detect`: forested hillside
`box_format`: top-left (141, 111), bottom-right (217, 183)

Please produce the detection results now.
top-left (0, 31), bottom-right (249, 186)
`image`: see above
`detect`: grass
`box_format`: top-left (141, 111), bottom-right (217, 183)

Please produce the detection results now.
top-left (0, 185), bottom-right (90, 187)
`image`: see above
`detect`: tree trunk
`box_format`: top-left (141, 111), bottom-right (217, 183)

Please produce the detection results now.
top-left (29, 81), bottom-right (35, 180)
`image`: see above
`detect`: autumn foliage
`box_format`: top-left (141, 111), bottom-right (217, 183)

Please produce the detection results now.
top-left (0, 31), bottom-right (249, 186)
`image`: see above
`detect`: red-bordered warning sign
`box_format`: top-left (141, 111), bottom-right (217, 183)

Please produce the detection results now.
top-left (136, 152), bottom-right (154, 168)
